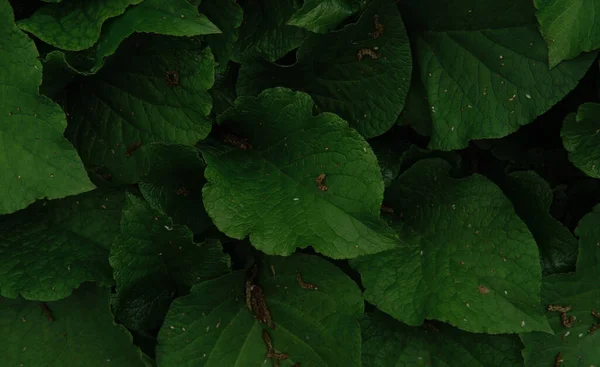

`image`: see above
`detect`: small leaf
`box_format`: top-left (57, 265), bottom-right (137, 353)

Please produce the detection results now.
top-left (232, 0), bottom-right (307, 62)
top-left (65, 35), bottom-right (215, 184)
top-left (501, 171), bottom-right (578, 275)
top-left (287, 0), bottom-right (364, 33)
top-left (0, 189), bottom-right (124, 301)
top-left (17, 0), bottom-right (143, 51)
top-left (561, 103), bottom-right (600, 179)
top-left (352, 159), bottom-right (552, 333)
top-left (156, 254), bottom-right (363, 367)
top-left (0, 284), bottom-right (146, 367)
top-left (362, 311), bottom-right (524, 366)
top-left (534, 0), bottom-right (600, 67)
top-left (110, 194), bottom-right (229, 330)
top-left (201, 87), bottom-right (398, 259)
top-left (399, 0), bottom-right (597, 150)
top-left (0, 2), bottom-right (94, 214)
top-left (520, 267), bottom-right (600, 366)
top-left (238, 0), bottom-right (412, 138)
top-left (199, 0), bottom-right (243, 73)
top-left (139, 144), bottom-right (212, 234)
top-left (574, 204), bottom-right (600, 270)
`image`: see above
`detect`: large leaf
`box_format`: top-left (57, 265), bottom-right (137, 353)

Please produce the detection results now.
top-left (352, 159), bottom-right (551, 333)
top-left (0, 283), bottom-right (146, 367)
top-left (0, 189), bottom-right (124, 301)
top-left (287, 0), bottom-right (363, 33)
top-left (198, 0), bottom-right (243, 73)
top-left (399, 0), bottom-right (596, 150)
top-left (561, 103), bottom-right (600, 179)
top-left (362, 311), bottom-right (524, 367)
top-left (574, 203), bottom-right (600, 270)
top-left (534, 0), bottom-right (600, 67)
top-left (139, 144), bottom-right (212, 234)
top-left (232, 0), bottom-right (307, 62)
top-left (110, 194), bottom-right (229, 330)
top-left (201, 88), bottom-right (398, 259)
top-left (17, 0), bottom-right (143, 51)
top-left (156, 254), bottom-right (363, 366)
top-left (0, 1), bottom-right (94, 214)
top-left (65, 35), bottom-right (214, 184)
top-left (238, 0), bottom-right (412, 138)
top-left (501, 171), bottom-right (578, 275)
top-left (520, 267), bottom-right (600, 366)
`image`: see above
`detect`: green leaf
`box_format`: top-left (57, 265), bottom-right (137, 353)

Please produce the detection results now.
top-left (139, 144), bottom-right (212, 234)
top-left (156, 254), bottom-right (363, 366)
top-left (287, 0), bottom-right (363, 33)
top-left (237, 0), bottom-right (412, 138)
top-left (0, 283), bottom-right (146, 367)
top-left (397, 68), bottom-right (432, 137)
top-left (80, 0), bottom-right (220, 74)
top-left (574, 204), bottom-right (600, 270)
top-left (399, 0), bottom-right (596, 150)
top-left (0, 189), bottom-right (125, 301)
top-left (362, 311), bottom-right (524, 367)
top-left (201, 87), bottom-right (398, 259)
top-left (352, 159), bottom-right (552, 333)
top-left (561, 103), bottom-right (600, 179)
top-left (534, 0), bottom-right (600, 67)
top-left (64, 35), bottom-right (215, 184)
top-left (0, 1), bottom-right (94, 215)
top-left (110, 193), bottom-right (229, 330)
top-left (17, 0), bottom-right (143, 51)
top-left (232, 0), bottom-right (307, 62)
top-left (520, 267), bottom-right (600, 366)
top-left (501, 171), bottom-right (578, 275)
top-left (198, 0), bottom-right (243, 73)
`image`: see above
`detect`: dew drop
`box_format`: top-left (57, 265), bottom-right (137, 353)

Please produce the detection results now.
top-left (525, 94), bottom-right (531, 99)
top-left (521, 320), bottom-right (525, 328)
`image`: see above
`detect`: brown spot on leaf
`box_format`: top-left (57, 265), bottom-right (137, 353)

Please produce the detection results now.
top-left (478, 285), bottom-right (490, 294)
top-left (548, 304), bottom-right (571, 313)
top-left (316, 173), bottom-right (328, 192)
top-left (125, 141), bottom-right (142, 156)
top-left (369, 15), bottom-right (384, 39)
top-left (166, 70), bottom-right (179, 86)
top-left (357, 48), bottom-right (380, 61)
top-left (40, 303), bottom-right (54, 322)
top-left (297, 273), bottom-right (318, 290)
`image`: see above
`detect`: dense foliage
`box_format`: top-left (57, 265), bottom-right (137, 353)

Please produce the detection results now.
top-left (1, 0), bottom-right (599, 366)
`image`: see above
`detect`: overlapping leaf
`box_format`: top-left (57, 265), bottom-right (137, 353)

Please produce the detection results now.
top-left (110, 194), bottom-right (229, 330)
top-left (501, 171), bottom-right (578, 275)
top-left (574, 203), bottom-right (600, 270)
top-left (287, 0), bottom-right (364, 33)
top-left (534, 0), bottom-right (600, 67)
top-left (352, 159), bottom-right (551, 333)
top-left (201, 87), bottom-right (398, 259)
top-left (232, 0), bottom-right (307, 62)
top-left (18, 0), bottom-right (143, 51)
top-left (0, 189), bottom-right (124, 301)
top-left (198, 0), bottom-right (243, 72)
top-left (0, 1), bottom-right (94, 214)
top-left (138, 144), bottom-right (212, 234)
top-left (399, 0), bottom-right (596, 150)
top-left (238, 0), bottom-right (412, 138)
top-left (561, 103), bottom-right (600, 179)
top-left (362, 311), bottom-right (524, 366)
top-left (0, 284), bottom-right (146, 367)
top-left (65, 35), bottom-right (214, 183)
top-left (520, 267), bottom-right (600, 366)
top-left (156, 254), bottom-right (363, 366)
